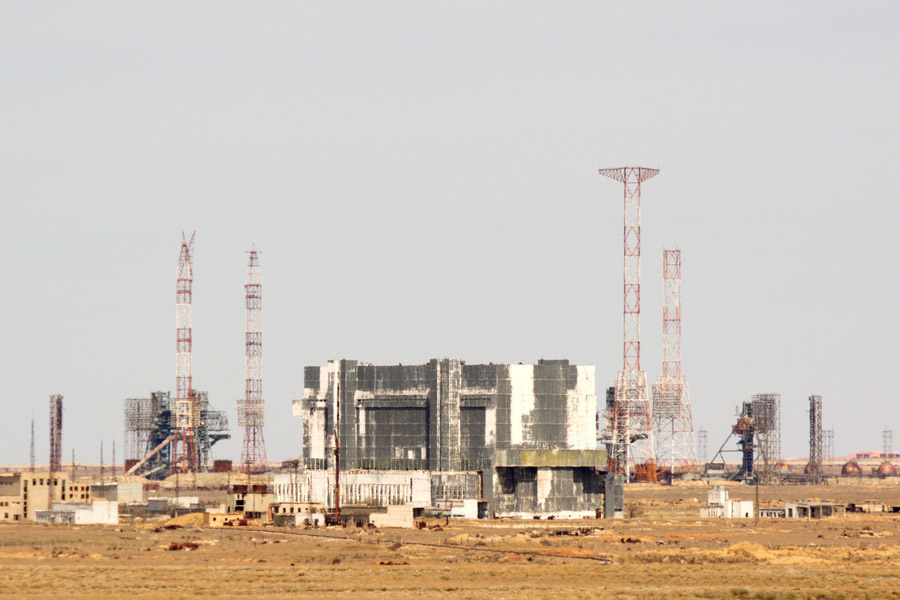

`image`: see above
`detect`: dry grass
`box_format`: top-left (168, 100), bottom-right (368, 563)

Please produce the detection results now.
top-left (0, 480), bottom-right (897, 599)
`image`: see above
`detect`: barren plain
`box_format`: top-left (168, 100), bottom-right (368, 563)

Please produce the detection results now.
top-left (0, 480), bottom-right (897, 599)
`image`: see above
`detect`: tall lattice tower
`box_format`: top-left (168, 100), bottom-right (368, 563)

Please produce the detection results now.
top-left (171, 232), bottom-right (198, 473)
top-left (824, 428), bottom-right (835, 462)
top-left (238, 248), bottom-right (267, 472)
top-left (751, 393), bottom-right (781, 483)
top-left (599, 166), bottom-right (659, 477)
top-left (808, 395), bottom-right (824, 482)
top-left (884, 429), bottom-right (894, 455)
top-left (49, 395), bottom-right (63, 473)
top-left (652, 249), bottom-right (697, 473)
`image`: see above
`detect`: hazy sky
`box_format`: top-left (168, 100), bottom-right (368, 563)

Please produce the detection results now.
top-left (2, 2), bottom-right (898, 466)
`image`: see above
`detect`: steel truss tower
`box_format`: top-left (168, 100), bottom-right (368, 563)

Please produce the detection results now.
top-left (884, 429), bottom-right (894, 455)
top-left (172, 232), bottom-right (198, 473)
top-left (652, 250), bottom-right (697, 473)
top-left (751, 393), bottom-right (781, 483)
top-left (808, 395), bottom-right (823, 482)
top-left (49, 395), bottom-right (63, 473)
top-left (599, 166), bottom-right (659, 477)
top-left (238, 248), bottom-right (267, 472)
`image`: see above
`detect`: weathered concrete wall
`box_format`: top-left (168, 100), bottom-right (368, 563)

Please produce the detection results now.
top-left (492, 467), bottom-right (604, 518)
top-left (298, 358), bottom-right (597, 471)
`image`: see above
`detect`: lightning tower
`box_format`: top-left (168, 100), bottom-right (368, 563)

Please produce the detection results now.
top-left (599, 166), bottom-right (659, 477)
top-left (238, 248), bottom-right (267, 472)
top-left (171, 232), bottom-right (198, 473)
top-left (652, 249), bottom-right (697, 473)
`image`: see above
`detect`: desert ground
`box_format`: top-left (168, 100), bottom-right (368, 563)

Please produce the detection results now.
top-left (0, 480), bottom-right (897, 600)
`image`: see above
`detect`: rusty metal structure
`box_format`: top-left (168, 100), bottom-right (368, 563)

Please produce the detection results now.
top-left (238, 248), bottom-right (267, 473)
top-left (652, 249), bottom-right (697, 473)
top-left (49, 395), bottom-right (63, 473)
top-left (808, 395), bottom-right (824, 482)
top-left (172, 232), bottom-right (197, 473)
top-left (598, 166), bottom-right (659, 478)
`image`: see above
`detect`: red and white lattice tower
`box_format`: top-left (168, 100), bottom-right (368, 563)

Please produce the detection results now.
top-left (652, 249), bottom-right (697, 473)
top-left (171, 232), bottom-right (198, 473)
top-left (238, 248), bottom-right (267, 472)
top-left (599, 166), bottom-right (658, 477)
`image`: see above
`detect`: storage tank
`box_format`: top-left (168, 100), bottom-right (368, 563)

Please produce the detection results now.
top-left (841, 461), bottom-right (862, 475)
top-left (876, 461), bottom-right (897, 477)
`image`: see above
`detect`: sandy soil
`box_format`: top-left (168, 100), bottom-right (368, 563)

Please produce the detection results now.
top-left (0, 480), bottom-right (897, 599)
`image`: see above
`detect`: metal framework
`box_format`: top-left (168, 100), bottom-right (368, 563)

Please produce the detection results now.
top-left (49, 395), bottom-right (63, 473)
top-left (172, 232), bottom-right (198, 473)
top-left (751, 393), bottom-right (781, 483)
top-left (652, 249), bottom-right (697, 473)
top-left (808, 395), bottom-right (823, 482)
top-left (696, 428), bottom-right (707, 464)
top-left (238, 248), bottom-right (267, 472)
top-left (824, 428), bottom-right (835, 462)
top-left (884, 429), bottom-right (894, 455)
top-left (599, 166), bottom-right (659, 476)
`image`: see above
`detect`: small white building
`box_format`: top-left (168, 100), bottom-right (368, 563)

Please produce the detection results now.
top-left (700, 486), bottom-right (754, 519)
top-left (35, 500), bottom-right (118, 525)
top-left (369, 504), bottom-right (415, 528)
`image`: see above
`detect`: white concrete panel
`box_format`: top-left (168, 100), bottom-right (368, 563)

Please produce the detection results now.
top-left (509, 364), bottom-right (535, 445)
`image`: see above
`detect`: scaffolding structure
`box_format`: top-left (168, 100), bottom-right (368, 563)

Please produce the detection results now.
top-left (808, 395), bottom-right (824, 482)
top-left (238, 248), bottom-right (267, 472)
top-left (751, 393), bottom-right (781, 483)
top-left (49, 395), bottom-right (63, 473)
top-left (172, 232), bottom-right (198, 473)
top-left (884, 429), bottom-right (894, 455)
top-left (824, 428), bottom-right (835, 462)
top-left (697, 428), bottom-right (708, 464)
top-left (598, 166), bottom-right (659, 478)
top-left (124, 390), bottom-right (229, 479)
top-left (652, 249), bottom-right (697, 473)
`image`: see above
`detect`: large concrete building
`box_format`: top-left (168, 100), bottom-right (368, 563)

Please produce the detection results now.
top-left (0, 472), bottom-right (91, 522)
top-left (289, 359), bottom-right (620, 518)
